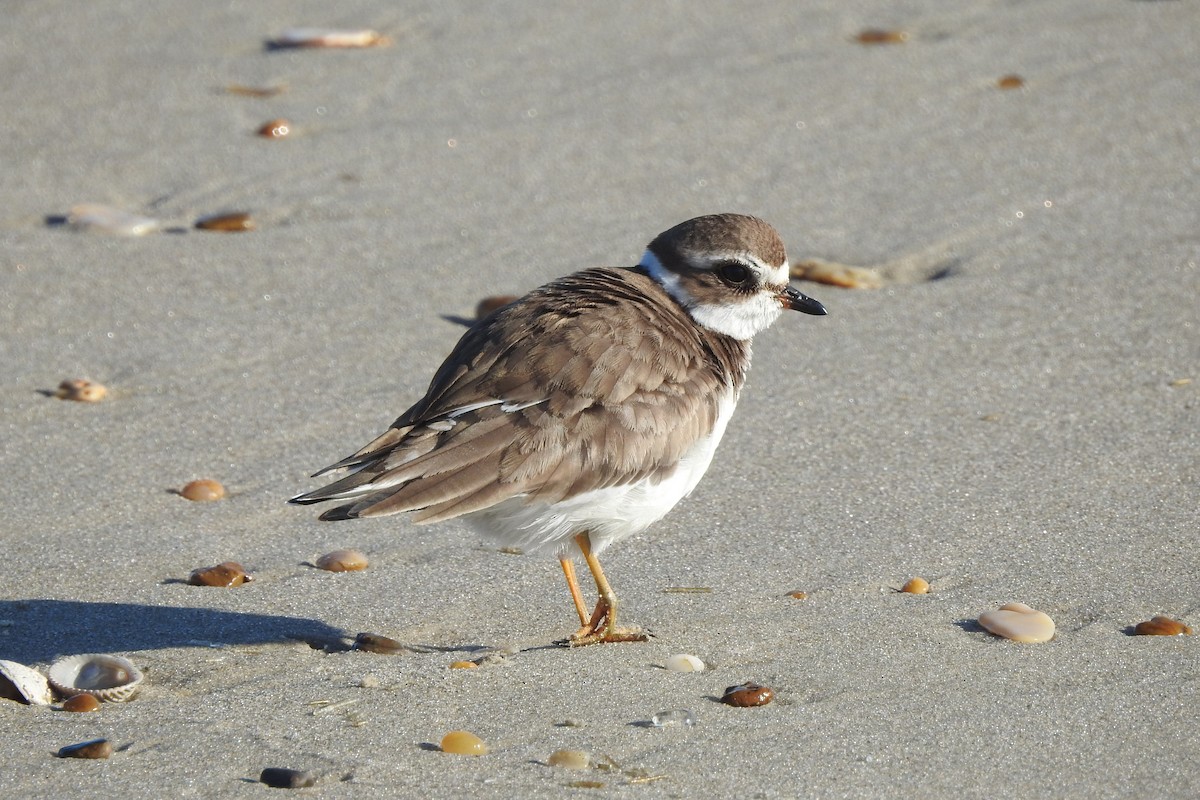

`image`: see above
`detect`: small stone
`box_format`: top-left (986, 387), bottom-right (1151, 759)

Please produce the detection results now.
top-left (256, 119), bottom-right (291, 139)
top-left (58, 738), bottom-right (112, 759)
top-left (440, 730), bottom-right (488, 755)
top-left (62, 694), bottom-right (101, 713)
top-left (315, 548), bottom-right (368, 572)
top-left (353, 632), bottom-right (407, 654)
top-left (548, 749), bottom-right (591, 769)
top-left (195, 212), bottom-right (255, 232)
top-left (650, 708), bottom-right (697, 727)
top-left (260, 767), bottom-right (318, 788)
top-left (855, 29), bottom-right (908, 45)
top-left (180, 479), bottom-right (226, 501)
top-left (721, 683), bottom-right (774, 708)
top-left (475, 295), bottom-right (519, 320)
top-left (54, 378), bottom-right (107, 403)
top-left (901, 577), bottom-right (930, 594)
top-left (978, 602), bottom-right (1055, 643)
top-left (664, 653), bottom-right (705, 673)
top-left (997, 74), bottom-right (1025, 90)
top-left (1133, 616), bottom-right (1192, 636)
top-left (187, 561), bottom-right (251, 587)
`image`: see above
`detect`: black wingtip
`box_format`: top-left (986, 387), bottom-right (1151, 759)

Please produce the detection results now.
top-left (318, 505), bottom-right (359, 521)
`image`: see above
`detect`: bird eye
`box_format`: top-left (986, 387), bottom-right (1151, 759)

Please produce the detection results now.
top-left (717, 263), bottom-right (750, 286)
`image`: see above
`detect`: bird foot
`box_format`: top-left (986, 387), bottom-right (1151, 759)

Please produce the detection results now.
top-left (564, 623), bottom-right (650, 647)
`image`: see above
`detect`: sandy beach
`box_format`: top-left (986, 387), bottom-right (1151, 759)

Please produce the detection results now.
top-left (2, 1), bottom-right (1197, 797)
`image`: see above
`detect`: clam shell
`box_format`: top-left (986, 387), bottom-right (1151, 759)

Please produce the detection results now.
top-left (48, 654), bottom-right (143, 702)
top-left (0, 659), bottom-right (53, 705)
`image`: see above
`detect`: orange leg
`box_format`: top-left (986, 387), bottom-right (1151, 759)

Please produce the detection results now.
top-left (565, 532), bottom-right (649, 646)
top-left (559, 556), bottom-right (590, 628)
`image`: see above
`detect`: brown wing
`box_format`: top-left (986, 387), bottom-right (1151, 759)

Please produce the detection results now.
top-left (289, 267), bottom-right (748, 523)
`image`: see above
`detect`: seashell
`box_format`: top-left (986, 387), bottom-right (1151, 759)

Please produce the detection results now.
top-left (224, 83), bottom-right (286, 98)
top-left (786, 589), bottom-right (808, 600)
top-left (58, 738), bottom-right (112, 759)
top-left (0, 659), bottom-right (53, 705)
top-left (256, 119), bottom-right (291, 139)
top-left (978, 602), bottom-right (1055, 643)
top-left (475, 295), bottom-right (520, 320)
top-left (67, 203), bottom-right (160, 236)
top-left (901, 577), bottom-right (930, 594)
top-left (260, 768), bottom-right (318, 788)
top-left (997, 75), bottom-right (1025, 90)
top-left (315, 548), bottom-right (368, 572)
top-left (188, 561), bottom-right (250, 587)
top-left (195, 212), bottom-right (256, 232)
top-left (440, 730), bottom-right (488, 755)
top-left (721, 682), bottom-right (774, 707)
top-left (48, 654), bottom-right (143, 702)
top-left (855, 29), bottom-right (908, 45)
top-left (54, 378), bottom-right (107, 403)
top-left (180, 479), bottom-right (226, 501)
top-left (664, 653), bottom-right (705, 673)
top-left (790, 259), bottom-right (884, 289)
top-left (353, 632), bottom-right (407, 654)
top-left (650, 708), bottom-right (697, 727)
top-left (548, 749), bottom-right (591, 769)
top-left (449, 660), bottom-right (477, 670)
top-left (62, 693), bottom-right (101, 713)
top-left (270, 28), bottom-right (389, 49)
top-left (1133, 616), bottom-right (1192, 636)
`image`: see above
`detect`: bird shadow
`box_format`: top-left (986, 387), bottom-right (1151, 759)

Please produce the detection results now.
top-left (0, 599), bottom-right (346, 664)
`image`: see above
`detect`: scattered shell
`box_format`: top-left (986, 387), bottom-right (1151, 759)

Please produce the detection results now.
top-left (195, 212), bottom-right (255, 232)
top-left (978, 602), bottom-right (1055, 643)
top-left (0, 659), bottom-right (53, 705)
top-left (855, 29), bottom-right (909, 44)
top-left (260, 768), bottom-right (318, 789)
top-left (440, 730), bottom-right (488, 756)
top-left (997, 74), bottom-right (1025, 90)
top-left (901, 577), bottom-right (930, 594)
top-left (187, 561), bottom-right (251, 587)
top-left (786, 590), bottom-right (808, 600)
top-left (664, 653), bottom-right (705, 673)
top-left (569, 780), bottom-right (606, 789)
top-left (315, 548), bottom-right (368, 572)
top-left (67, 203), bottom-right (160, 236)
top-left (650, 709), bottom-right (697, 727)
top-left (661, 586), bottom-right (712, 594)
top-left (449, 660), bottom-right (478, 670)
top-left (224, 83), bottom-right (286, 97)
top-left (1168, 377), bottom-right (1192, 387)
top-left (475, 295), bottom-right (519, 320)
top-left (353, 632), bottom-right (407, 654)
top-left (48, 654), bottom-right (143, 702)
top-left (791, 259), bottom-right (884, 289)
top-left (180, 479), bottom-right (226, 501)
top-left (62, 694), bottom-right (101, 713)
top-left (721, 682), bottom-right (774, 708)
top-left (58, 738), bottom-right (112, 759)
top-left (53, 378), bottom-right (107, 403)
top-left (1134, 616), bottom-right (1192, 636)
top-left (548, 749), bottom-right (591, 769)
top-left (256, 119), bottom-right (292, 139)
top-left (270, 28), bottom-right (389, 49)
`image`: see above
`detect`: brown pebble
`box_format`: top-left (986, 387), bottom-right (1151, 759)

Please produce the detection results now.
top-left (901, 577), bottom-right (930, 594)
top-left (62, 694), bottom-right (101, 713)
top-left (54, 378), bottom-right (107, 403)
top-left (260, 767), bottom-right (317, 788)
top-left (1134, 616), bottom-right (1192, 636)
top-left (855, 29), bottom-right (908, 44)
top-left (475, 295), bottom-right (519, 320)
top-left (188, 561), bottom-right (251, 587)
top-left (256, 119), bottom-right (291, 138)
top-left (180, 478), bottom-right (226, 501)
top-left (58, 738), bottom-right (112, 759)
top-left (315, 548), bottom-right (368, 572)
top-left (353, 632), bottom-right (407, 654)
top-left (786, 590), bottom-right (808, 600)
top-left (721, 682), bottom-right (775, 707)
top-left (195, 212), bottom-right (256, 232)
top-left (997, 74), bottom-right (1025, 90)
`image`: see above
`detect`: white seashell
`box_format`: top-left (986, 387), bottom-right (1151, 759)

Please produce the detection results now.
top-left (664, 653), bottom-right (705, 673)
top-left (0, 660), bottom-right (53, 705)
top-left (978, 602), bottom-right (1056, 643)
top-left (271, 27), bottom-right (388, 49)
top-left (48, 654), bottom-right (143, 702)
top-left (67, 203), bottom-right (160, 236)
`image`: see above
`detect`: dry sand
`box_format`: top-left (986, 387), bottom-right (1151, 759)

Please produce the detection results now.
top-left (2, 1), bottom-right (1197, 797)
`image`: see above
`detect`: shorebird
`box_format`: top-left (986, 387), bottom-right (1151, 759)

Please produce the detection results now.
top-left (291, 213), bottom-right (826, 644)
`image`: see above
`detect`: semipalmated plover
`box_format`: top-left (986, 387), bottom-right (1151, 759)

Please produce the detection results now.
top-left (291, 213), bottom-right (826, 645)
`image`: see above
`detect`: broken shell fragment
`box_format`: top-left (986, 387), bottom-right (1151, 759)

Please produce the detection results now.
top-left (650, 708), bottom-right (697, 727)
top-left (0, 659), bottom-right (53, 705)
top-left (548, 749), bottom-right (591, 769)
top-left (353, 632), bottom-right (407, 654)
top-left (1134, 616), bottom-right (1192, 636)
top-left (58, 738), bottom-right (112, 759)
top-left (475, 295), bottom-right (520, 320)
top-left (48, 654), bottom-right (143, 702)
top-left (315, 548), bottom-right (368, 572)
top-left (440, 730), bottom-right (488, 755)
top-left (54, 378), bottom-right (107, 403)
top-left (855, 29), bottom-right (909, 44)
top-left (260, 767), bottom-right (318, 788)
top-left (270, 28), bottom-right (389, 49)
top-left (997, 74), bottom-right (1025, 90)
top-left (180, 479), bottom-right (226, 501)
top-left (195, 212), bottom-right (256, 232)
top-left (790, 259), bottom-right (884, 289)
top-left (786, 590), bottom-right (808, 600)
top-left (664, 653), bottom-right (705, 673)
top-left (66, 203), bottom-right (160, 236)
top-left (901, 577), bottom-right (930, 594)
top-left (449, 660), bottom-right (478, 670)
top-left (62, 693), bottom-right (102, 713)
top-left (256, 119), bottom-right (291, 139)
top-left (978, 602), bottom-right (1055, 643)
top-left (721, 682), bottom-right (774, 707)
top-left (188, 561), bottom-right (251, 587)
top-left (224, 83), bottom-right (286, 97)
